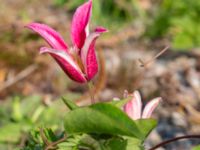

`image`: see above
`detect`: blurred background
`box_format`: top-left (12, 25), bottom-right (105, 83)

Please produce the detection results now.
top-left (0, 0), bottom-right (200, 149)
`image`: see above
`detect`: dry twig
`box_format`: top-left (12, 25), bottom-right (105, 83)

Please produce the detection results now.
top-left (0, 64), bottom-right (37, 92)
top-left (139, 46), bottom-right (169, 68)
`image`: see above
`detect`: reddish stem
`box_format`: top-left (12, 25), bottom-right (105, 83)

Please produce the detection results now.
top-left (149, 135), bottom-right (200, 150)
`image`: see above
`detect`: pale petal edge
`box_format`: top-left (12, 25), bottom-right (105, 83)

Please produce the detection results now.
top-left (40, 47), bottom-right (87, 83)
top-left (142, 97), bottom-right (162, 119)
top-left (81, 28), bottom-right (107, 80)
top-left (25, 22), bottom-right (68, 50)
top-left (132, 91), bottom-right (142, 120)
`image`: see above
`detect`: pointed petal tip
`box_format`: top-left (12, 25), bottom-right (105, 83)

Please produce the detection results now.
top-left (123, 90), bottom-right (129, 98)
top-left (39, 47), bottom-right (49, 54)
top-left (24, 23), bottom-right (36, 30)
top-left (157, 97), bottom-right (162, 102)
top-left (25, 22), bottom-right (42, 29)
top-left (88, 0), bottom-right (92, 4)
top-left (25, 22), bottom-right (68, 50)
top-left (133, 90), bottom-right (142, 103)
top-left (95, 27), bottom-right (109, 33)
top-left (133, 90), bottom-right (140, 95)
top-left (152, 97), bottom-right (162, 105)
top-left (142, 97), bottom-right (162, 119)
top-left (38, 47), bottom-right (87, 83)
top-left (71, 0), bottom-right (93, 49)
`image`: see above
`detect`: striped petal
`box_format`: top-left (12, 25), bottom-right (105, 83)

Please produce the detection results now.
top-left (124, 91), bottom-right (142, 120)
top-left (142, 97), bottom-right (161, 119)
top-left (40, 47), bottom-right (87, 83)
top-left (71, 0), bottom-right (92, 49)
top-left (81, 27), bottom-right (107, 80)
top-left (26, 23), bottom-right (68, 51)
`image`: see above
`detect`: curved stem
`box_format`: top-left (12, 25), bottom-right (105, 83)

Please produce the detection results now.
top-left (148, 135), bottom-right (200, 150)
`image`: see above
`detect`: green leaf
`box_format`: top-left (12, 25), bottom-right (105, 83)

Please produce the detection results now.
top-left (105, 137), bottom-right (127, 150)
top-left (109, 97), bottom-right (132, 108)
top-left (126, 137), bottom-right (144, 150)
top-left (58, 134), bottom-right (100, 150)
top-left (0, 123), bottom-right (22, 143)
top-left (12, 97), bottom-right (23, 121)
top-left (43, 128), bottom-right (58, 142)
top-left (136, 119), bottom-right (157, 139)
top-left (64, 103), bottom-right (143, 139)
top-left (192, 145), bottom-right (200, 150)
top-left (62, 97), bottom-right (78, 110)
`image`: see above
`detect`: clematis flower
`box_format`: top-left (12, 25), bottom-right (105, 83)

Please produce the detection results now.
top-left (25, 0), bottom-right (107, 83)
top-left (123, 90), bottom-right (161, 120)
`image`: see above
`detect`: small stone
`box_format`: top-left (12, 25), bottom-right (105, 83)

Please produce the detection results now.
top-left (172, 112), bottom-right (188, 128)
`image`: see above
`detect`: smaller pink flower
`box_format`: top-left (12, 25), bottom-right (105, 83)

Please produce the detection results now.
top-left (123, 90), bottom-right (161, 120)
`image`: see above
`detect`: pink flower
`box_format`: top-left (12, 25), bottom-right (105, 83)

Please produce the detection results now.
top-left (123, 91), bottom-right (161, 120)
top-left (25, 0), bottom-right (107, 83)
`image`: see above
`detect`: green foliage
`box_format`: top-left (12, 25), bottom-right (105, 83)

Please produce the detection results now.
top-left (62, 97), bottom-right (78, 110)
top-left (0, 94), bottom-right (157, 149)
top-left (54, 0), bottom-right (200, 50)
top-left (146, 0), bottom-right (200, 49)
top-left (54, 0), bottom-right (142, 29)
top-left (0, 123), bottom-right (22, 143)
top-left (0, 95), bottom-right (67, 148)
top-left (193, 145), bottom-right (200, 150)
top-left (58, 134), bottom-right (145, 150)
top-left (23, 128), bottom-right (65, 150)
top-left (109, 97), bottom-right (132, 108)
top-left (63, 101), bottom-right (157, 139)
top-left (22, 99), bottom-right (157, 149)
top-left (64, 103), bottom-right (143, 139)
top-left (23, 122), bottom-right (148, 150)
top-left (135, 119), bottom-right (157, 137)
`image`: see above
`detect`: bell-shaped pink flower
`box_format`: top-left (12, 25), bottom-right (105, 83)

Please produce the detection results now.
top-left (123, 91), bottom-right (161, 120)
top-left (25, 0), bottom-right (107, 83)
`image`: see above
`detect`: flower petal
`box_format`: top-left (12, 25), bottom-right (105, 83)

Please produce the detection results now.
top-left (142, 97), bottom-right (161, 119)
top-left (81, 27), bottom-right (107, 80)
top-left (124, 91), bottom-right (142, 120)
top-left (133, 91), bottom-right (142, 119)
top-left (123, 99), bottom-right (134, 119)
top-left (71, 0), bottom-right (92, 49)
top-left (26, 23), bottom-right (68, 51)
top-left (40, 47), bottom-right (87, 83)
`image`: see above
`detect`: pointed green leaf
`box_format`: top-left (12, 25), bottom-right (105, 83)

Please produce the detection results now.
top-left (62, 97), bottom-right (78, 110)
top-left (125, 137), bottom-right (144, 150)
top-left (109, 97), bottom-right (132, 108)
top-left (136, 119), bottom-right (157, 138)
top-left (105, 137), bottom-right (127, 150)
top-left (64, 103), bottom-right (143, 139)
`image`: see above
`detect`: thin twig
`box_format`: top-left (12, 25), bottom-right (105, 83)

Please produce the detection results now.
top-left (0, 64), bottom-right (37, 92)
top-left (45, 134), bottom-right (67, 150)
top-left (40, 128), bottom-right (50, 146)
top-left (139, 46), bottom-right (169, 68)
top-left (148, 135), bottom-right (200, 150)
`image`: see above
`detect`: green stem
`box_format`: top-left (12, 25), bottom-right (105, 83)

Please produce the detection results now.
top-left (87, 82), bottom-right (95, 104)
